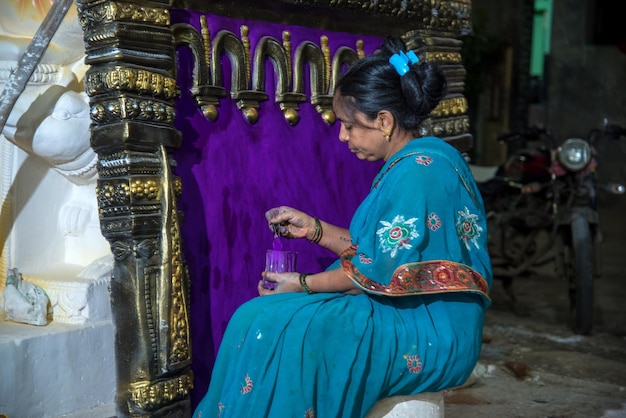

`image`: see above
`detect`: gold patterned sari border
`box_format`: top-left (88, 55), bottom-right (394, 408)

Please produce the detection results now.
top-left (340, 246), bottom-right (490, 300)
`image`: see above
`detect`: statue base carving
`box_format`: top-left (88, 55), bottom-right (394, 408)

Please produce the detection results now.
top-left (27, 256), bottom-right (114, 325)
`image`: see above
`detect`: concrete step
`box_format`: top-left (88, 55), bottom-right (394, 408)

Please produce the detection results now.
top-left (0, 317), bottom-right (115, 418)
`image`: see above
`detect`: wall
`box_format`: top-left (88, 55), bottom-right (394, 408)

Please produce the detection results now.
top-left (547, 0), bottom-right (626, 186)
top-left (467, 0), bottom-right (626, 186)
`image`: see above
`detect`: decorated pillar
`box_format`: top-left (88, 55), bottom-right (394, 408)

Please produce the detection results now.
top-left (76, 0), bottom-right (192, 416)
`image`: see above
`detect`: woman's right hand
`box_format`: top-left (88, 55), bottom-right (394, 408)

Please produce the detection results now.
top-left (266, 206), bottom-right (315, 240)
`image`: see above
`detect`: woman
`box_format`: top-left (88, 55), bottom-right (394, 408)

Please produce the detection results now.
top-left (193, 36), bottom-right (492, 418)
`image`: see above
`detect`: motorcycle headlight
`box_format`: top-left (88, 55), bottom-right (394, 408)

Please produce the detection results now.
top-left (557, 138), bottom-right (591, 171)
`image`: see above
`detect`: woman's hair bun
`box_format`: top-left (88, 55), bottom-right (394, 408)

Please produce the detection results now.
top-left (382, 36), bottom-right (447, 120)
top-left (335, 35), bottom-right (447, 133)
top-left (379, 36), bottom-right (408, 60)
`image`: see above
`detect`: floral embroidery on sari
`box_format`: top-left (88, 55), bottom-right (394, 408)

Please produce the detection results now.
top-left (304, 408), bottom-right (316, 418)
top-left (341, 246), bottom-right (490, 300)
top-left (427, 213), bottom-right (441, 231)
top-left (240, 374), bottom-right (253, 394)
top-left (377, 215), bottom-right (419, 257)
top-left (405, 354), bottom-right (423, 374)
top-left (415, 154), bottom-right (433, 166)
top-left (358, 253), bottom-right (373, 264)
top-left (456, 207), bottom-right (482, 250)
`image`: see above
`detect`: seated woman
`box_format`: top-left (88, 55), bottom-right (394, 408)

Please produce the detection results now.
top-left (193, 36), bottom-right (492, 418)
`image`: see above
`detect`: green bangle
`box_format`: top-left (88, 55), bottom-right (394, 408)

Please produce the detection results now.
top-left (308, 217), bottom-right (323, 244)
top-left (299, 273), bottom-right (315, 294)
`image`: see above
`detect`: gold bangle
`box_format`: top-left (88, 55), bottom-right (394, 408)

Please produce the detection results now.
top-left (308, 217), bottom-right (323, 244)
top-left (299, 273), bottom-right (315, 294)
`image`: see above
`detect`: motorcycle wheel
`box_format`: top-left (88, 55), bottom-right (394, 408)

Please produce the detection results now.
top-left (568, 215), bottom-right (594, 335)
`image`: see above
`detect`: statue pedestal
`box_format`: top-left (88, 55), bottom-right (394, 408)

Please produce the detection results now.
top-left (0, 315), bottom-right (116, 417)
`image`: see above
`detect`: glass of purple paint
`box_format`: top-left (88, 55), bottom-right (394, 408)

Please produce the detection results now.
top-left (264, 236), bottom-right (297, 290)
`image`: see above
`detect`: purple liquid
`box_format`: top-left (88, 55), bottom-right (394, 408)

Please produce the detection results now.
top-left (264, 235), bottom-right (282, 289)
top-left (264, 239), bottom-right (296, 290)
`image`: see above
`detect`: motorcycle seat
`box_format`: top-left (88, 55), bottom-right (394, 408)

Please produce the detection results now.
top-left (469, 164), bottom-right (500, 183)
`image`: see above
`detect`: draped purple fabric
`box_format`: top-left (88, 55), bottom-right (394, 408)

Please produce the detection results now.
top-left (171, 9), bottom-right (383, 405)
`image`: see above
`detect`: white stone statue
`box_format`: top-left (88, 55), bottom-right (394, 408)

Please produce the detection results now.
top-left (3, 267), bottom-right (50, 326)
top-left (0, 0), bottom-right (112, 324)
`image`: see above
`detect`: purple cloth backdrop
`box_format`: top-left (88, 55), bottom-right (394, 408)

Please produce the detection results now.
top-left (171, 9), bottom-right (383, 405)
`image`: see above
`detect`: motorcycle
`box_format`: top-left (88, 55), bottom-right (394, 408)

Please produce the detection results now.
top-left (471, 121), bottom-right (625, 335)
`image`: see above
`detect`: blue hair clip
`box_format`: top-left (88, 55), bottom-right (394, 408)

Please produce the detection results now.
top-left (389, 50), bottom-right (420, 76)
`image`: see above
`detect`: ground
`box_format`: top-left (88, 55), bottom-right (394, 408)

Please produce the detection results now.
top-left (443, 202), bottom-right (626, 417)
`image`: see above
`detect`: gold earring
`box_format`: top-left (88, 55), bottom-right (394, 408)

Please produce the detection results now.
top-left (383, 130), bottom-right (391, 142)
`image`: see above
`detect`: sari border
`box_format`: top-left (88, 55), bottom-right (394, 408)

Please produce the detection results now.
top-left (340, 246), bottom-right (491, 300)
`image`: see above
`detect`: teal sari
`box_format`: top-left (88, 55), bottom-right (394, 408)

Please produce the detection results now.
top-left (194, 137), bottom-right (492, 418)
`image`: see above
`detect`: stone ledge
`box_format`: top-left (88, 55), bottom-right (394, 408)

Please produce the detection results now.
top-left (0, 317), bottom-right (116, 418)
top-left (54, 403), bottom-right (115, 418)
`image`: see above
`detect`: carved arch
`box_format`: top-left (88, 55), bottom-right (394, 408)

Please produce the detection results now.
top-left (211, 30), bottom-right (248, 93)
top-left (172, 22), bottom-right (227, 122)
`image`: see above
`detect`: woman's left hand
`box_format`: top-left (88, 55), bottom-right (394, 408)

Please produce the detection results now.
top-left (258, 271), bottom-right (302, 296)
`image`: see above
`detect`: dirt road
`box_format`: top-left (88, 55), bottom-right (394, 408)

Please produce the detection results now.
top-left (444, 202), bottom-right (626, 418)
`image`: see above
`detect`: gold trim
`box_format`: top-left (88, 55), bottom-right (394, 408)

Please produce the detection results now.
top-left (85, 66), bottom-right (179, 98)
top-left (129, 373), bottom-right (194, 410)
top-left (241, 25), bottom-right (251, 84)
top-left (159, 145), bottom-right (191, 366)
top-left (356, 39), bottom-right (365, 59)
top-left (201, 15), bottom-right (211, 68)
top-left (78, 1), bottom-right (170, 30)
top-left (90, 96), bottom-right (175, 124)
top-left (283, 31), bottom-right (293, 82)
top-left (130, 178), bottom-right (160, 200)
top-left (430, 95), bottom-right (468, 118)
top-left (425, 51), bottom-right (463, 63)
top-left (423, 116), bottom-right (471, 138)
top-left (321, 35), bottom-right (331, 91)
